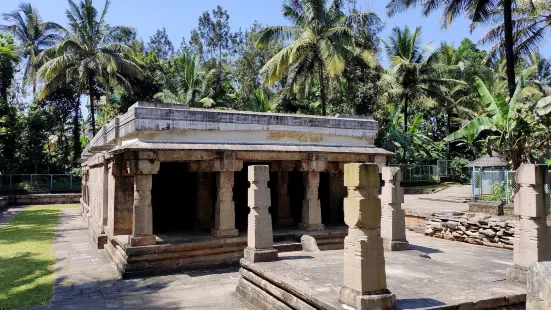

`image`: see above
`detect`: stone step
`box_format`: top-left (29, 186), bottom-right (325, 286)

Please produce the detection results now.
top-left (274, 242), bottom-right (302, 253)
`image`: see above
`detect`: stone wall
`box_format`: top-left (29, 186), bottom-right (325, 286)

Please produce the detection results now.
top-left (468, 202), bottom-right (514, 216)
top-left (423, 213), bottom-right (517, 249)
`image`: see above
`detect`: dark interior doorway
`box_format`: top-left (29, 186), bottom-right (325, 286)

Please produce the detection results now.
top-left (288, 171), bottom-right (305, 225)
top-left (152, 162), bottom-right (196, 233)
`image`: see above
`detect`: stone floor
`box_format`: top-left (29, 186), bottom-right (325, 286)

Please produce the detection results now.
top-left (247, 233), bottom-right (525, 309)
top-left (14, 203), bottom-right (523, 310)
top-left (402, 185), bottom-right (470, 214)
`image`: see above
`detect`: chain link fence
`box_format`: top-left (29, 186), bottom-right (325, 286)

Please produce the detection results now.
top-left (0, 174), bottom-right (81, 194)
top-left (472, 169), bottom-right (550, 204)
top-left (391, 164), bottom-right (439, 182)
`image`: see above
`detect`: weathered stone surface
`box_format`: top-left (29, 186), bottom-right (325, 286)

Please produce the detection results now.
top-left (299, 171), bottom-right (325, 232)
top-left (380, 167), bottom-right (408, 252)
top-left (212, 170), bottom-right (239, 238)
top-left (301, 235), bottom-right (320, 252)
top-left (129, 174), bottom-right (156, 246)
top-left (528, 261), bottom-right (551, 310)
top-left (507, 164), bottom-right (550, 283)
top-left (243, 247), bottom-right (278, 263)
top-left (340, 163), bottom-right (395, 309)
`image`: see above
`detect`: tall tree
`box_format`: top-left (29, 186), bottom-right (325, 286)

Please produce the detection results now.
top-left (147, 27), bottom-right (174, 60)
top-left (386, 0), bottom-right (520, 97)
top-left (194, 6), bottom-right (232, 67)
top-left (0, 2), bottom-right (63, 95)
top-left (381, 26), bottom-right (453, 132)
top-left (257, 0), bottom-right (377, 116)
top-left (37, 0), bottom-right (142, 136)
top-left (0, 31), bottom-right (18, 101)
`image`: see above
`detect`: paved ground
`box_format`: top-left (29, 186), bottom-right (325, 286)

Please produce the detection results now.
top-left (402, 185), bottom-right (470, 214)
top-left (33, 208), bottom-right (245, 310)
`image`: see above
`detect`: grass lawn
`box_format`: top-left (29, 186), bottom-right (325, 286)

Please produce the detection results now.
top-left (0, 204), bottom-right (79, 310)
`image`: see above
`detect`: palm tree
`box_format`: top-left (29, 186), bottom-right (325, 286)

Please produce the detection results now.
top-left (381, 26), bottom-right (454, 132)
top-left (252, 88), bottom-right (278, 112)
top-left (256, 0), bottom-right (378, 116)
top-left (1, 2), bottom-right (63, 95)
top-left (154, 53), bottom-right (203, 105)
top-left (386, 0), bottom-right (526, 97)
top-left (480, 1), bottom-right (550, 75)
top-left (37, 0), bottom-right (142, 136)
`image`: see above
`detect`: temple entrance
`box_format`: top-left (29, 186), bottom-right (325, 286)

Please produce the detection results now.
top-left (151, 162), bottom-right (196, 233)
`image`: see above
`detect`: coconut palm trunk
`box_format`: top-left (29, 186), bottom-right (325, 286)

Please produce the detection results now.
top-left (503, 0), bottom-right (516, 97)
top-left (88, 75), bottom-right (96, 136)
top-left (318, 59), bottom-right (327, 116)
top-left (403, 96), bottom-right (409, 132)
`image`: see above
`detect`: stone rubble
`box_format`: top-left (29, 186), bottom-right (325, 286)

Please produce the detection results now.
top-left (410, 212), bottom-right (518, 250)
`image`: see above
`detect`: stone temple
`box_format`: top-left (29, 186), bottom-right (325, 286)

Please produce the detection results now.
top-left (80, 101), bottom-right (392, 277)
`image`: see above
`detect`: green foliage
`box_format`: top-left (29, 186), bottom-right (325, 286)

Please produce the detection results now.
top-left (37, 0), bottom-right (143, 136)
top-left (257, 0), bottom-right (378, 115)
top-left (450, 157), bottom-right (470, 184)
top-left (0, 31), bottom-right (17, 101)
top-left (446, 73), bottom-right (545, 168)
top-left (147, 27), bottom-right (174, 60)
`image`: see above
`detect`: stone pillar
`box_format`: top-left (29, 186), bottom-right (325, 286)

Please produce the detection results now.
top-left (276, 170), bottom-right (293, 226)
top-left (128, 152), bottom-right (160, 247)
top-left (195, 172), bottom-right (213, 229)
top-left (212, 170), bottom-right (239, 238)
top-left (381, 167), bottom-right (408, 251)
top-left (339, 163), bottom-right (396, 310)
top-left (506, 164), bottom-right (551, 283)
top-left (244, 165), bottom-right (278, 262)
top-left (299, 171), bottom-right (325, 231)
top-left (107, 156), bottom-right (134, 237)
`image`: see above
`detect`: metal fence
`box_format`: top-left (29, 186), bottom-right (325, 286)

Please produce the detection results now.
top-left (472, 169), bottom-right (550, 204)
top-left (0, 174), bottom-right (81, 193)
top-left (391, 164), bottom-right (439, 182)
top-left (437, 160), bottom-right (453, 176)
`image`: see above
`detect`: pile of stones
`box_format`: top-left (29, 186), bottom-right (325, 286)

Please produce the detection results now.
top-left (423, 212), bottom-right (517, 250)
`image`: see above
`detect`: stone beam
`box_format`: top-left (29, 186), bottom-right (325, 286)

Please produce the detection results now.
top-left (340, 163), bottom-right (396, 310)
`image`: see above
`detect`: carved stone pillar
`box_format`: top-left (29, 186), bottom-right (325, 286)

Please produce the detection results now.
top-left (244, 165), bottom-right (278, 262)
top-left (381, 167), bottom-right (408, 251)
top-left (340, 163), bottom-right (395, 310)
top-left (298, 158), bottom-right (326, 231)
top-left (212, 171), bottom-right (239, 238)
top-left (506, 164), bottom-right (551, 283)
top-left (211, 155), bottom-right (243, 238)
top-left (195, 172), bottom-right (213, 229)
top-left (107, 156), bottom-right (133, 237)
top-left (127, 152), bottom-right (160, 247)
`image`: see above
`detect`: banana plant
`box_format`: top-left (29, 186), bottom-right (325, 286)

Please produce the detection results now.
top-left (382, 103), bottom-right (436, 163)
top-left (445, 73), bottom-right (542, 168)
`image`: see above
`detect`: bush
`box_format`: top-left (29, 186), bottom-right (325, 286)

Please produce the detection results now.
top-left (450, 157), bottom-right (470, 184)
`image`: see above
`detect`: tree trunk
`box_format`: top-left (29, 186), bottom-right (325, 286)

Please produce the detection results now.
top-left (33, 80), bottom-right (36, 96)
top-left (447, 107), bottom-right (452, 158)
top-left (403, 97), bottom-right (408, 132)
top-left (88, 75), bottom-right (96, 136)
top-left (503, 0), bottom-right (516, 97)
top-left (318, 60), bottom-right (327, 116)
top-left (72, 98), bottom-right (82, 166)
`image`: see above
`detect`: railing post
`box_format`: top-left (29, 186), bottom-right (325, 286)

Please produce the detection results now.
top-left (70, 175), bottom-right (73, 190)
top-left (50, 175), bottom-right (53, 191)
top-left (30, 174), bottom-right (33, 191)
top-left (505, 170), bottom-right (510, 204)
top-left (9, 175), bottom-right (12, 191)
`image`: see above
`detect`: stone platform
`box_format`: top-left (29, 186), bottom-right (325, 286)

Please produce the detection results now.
top-left (105, 226), bottom-right (347, 278)
top-left (236, 233), bottom-right (526, 310)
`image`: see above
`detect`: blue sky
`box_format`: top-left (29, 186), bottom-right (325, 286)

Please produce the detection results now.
top-left (4, 0), bottom-right (550, 66)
